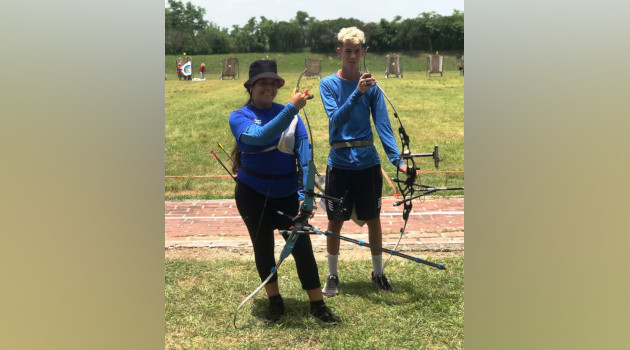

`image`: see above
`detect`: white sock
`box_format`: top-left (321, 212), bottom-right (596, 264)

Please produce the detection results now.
top-left (327, 254), bottom-right (339, 276)
top-left (372, 255), bottom-right (383, 275)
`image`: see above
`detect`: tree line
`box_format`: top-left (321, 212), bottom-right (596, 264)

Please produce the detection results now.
top-left (165, 0), bottom-right (463, 55)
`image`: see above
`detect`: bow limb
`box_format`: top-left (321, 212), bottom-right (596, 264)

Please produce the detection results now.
top-left (295, 69), bottom-right (318, 215)
top-left (233, 265), bottom-right (278, 328)
top-left (384, 153), bottom-right (416, 270)
top-left (233, 226), bottom-right (301, 328)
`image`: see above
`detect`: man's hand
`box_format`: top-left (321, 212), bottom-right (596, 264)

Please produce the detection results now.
top-left (398, 164), bottom-right (419, 181)
top-left (357, 73), bottom-right (377, 94)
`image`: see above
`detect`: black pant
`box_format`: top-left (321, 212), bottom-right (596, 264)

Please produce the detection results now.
top-left (234, 181), bottom-right (321, 290)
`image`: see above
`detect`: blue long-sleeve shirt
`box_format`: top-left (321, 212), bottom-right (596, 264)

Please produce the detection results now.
top-left (319, 72), bottom-right (403, 170)
top-left (229, 102), bottom-right (310, 200)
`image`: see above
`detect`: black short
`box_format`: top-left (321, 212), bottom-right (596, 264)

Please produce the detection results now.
top-left (324, 164), bottom-right (382, 221)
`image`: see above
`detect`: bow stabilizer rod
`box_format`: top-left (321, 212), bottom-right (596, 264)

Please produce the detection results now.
top-left (279, 226), bottom-right (445, 270)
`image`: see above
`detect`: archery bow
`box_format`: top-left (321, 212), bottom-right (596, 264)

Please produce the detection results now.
top-left (211, 147), bottom-right (305, 326)
top-left (281, 70), bottom-right (442, 268)
top-left (362, 47), bottom-right (463, 271)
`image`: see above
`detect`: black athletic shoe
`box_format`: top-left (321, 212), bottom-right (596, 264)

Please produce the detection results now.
top-left (372, 271), bottom-right (395, 292)
top-left (264, 297), bottom-right (285, 322)
top-left (309, 304), bottom-right (342, 325)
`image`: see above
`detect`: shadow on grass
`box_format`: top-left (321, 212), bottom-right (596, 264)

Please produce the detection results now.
top-left (325, 273), bottom-right (453, 307)
top-left (235, 279), bottom-right (448, 330)
top-left (233, 297), bottom-right (343, 330)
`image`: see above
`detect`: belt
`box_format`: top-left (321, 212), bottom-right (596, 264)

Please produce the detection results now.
top-left (331, 140), bottom-right (374, 149)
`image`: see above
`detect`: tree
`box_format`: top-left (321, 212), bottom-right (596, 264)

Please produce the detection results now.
top-left (307, 18), bottom-right (364, 52)
top-left (292, 11), bottom-right (312, 47)
top-left (163, 3), bottom-right (463, 54)
top-left (165, 0), bottom-right (208, 54)
top-left (419, 12), bottom-right (440, 53)
top-left (271, 21), bottom-right (302, 52)
top-left (257, 16), bottom-right (275, 52)
top-left (399, 17), bottom-right (423, 51)
top-left (196, 24), bottom-right (231, 54)
top-left (229, 17), bottom-right (266, 53)
top-left (369, 17), bottom-right (401, 52)
top-left (443, 10), bottom-right (464, 51)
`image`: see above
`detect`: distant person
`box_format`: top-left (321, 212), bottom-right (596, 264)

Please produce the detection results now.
top-left (228, 59), bottom-right (341, 325)
top-left (177, 64), bottom-right (182, 81)
top-left (200, 63), bottom-right (206, 79)
top-left (318, 27), bottom-right (414, 297)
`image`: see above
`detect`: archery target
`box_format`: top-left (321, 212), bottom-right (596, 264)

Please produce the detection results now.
top-left (182, 62), bottom-right (192, 76)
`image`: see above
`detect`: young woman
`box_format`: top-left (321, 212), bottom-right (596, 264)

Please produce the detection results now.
top-left (229, 59), bottom-right (341, 324)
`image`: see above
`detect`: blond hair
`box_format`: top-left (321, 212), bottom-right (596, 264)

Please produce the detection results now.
top-left (337, 27), bottom-right (365, 46)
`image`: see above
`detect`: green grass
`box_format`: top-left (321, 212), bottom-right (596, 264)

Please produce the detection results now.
top-left (165, 52), bottom-right (464, 200)
top-left (165, 256), bottom-right (464, 349)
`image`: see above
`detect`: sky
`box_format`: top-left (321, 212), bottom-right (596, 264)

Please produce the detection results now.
top-left (167, 0), bottom-right (464, 31)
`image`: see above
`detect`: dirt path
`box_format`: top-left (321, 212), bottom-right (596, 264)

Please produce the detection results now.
top-left (165, 196), bottom-right (464, 255)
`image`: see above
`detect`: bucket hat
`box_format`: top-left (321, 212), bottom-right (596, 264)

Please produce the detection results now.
top-left (244, 59), bottom-right (285, 88)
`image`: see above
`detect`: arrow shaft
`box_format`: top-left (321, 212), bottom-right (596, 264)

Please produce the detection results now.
top-left (210, 150), bottom-right (236, 182)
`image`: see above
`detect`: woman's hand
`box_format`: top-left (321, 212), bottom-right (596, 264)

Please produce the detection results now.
top-left (290, 88), bottom-right (310, 110)
top-left (357, 73), bottom-right (377, 93)
top-left (298, 200), bottom-right (317, 219)
top-left (298, 208), bottom-right (315, 220)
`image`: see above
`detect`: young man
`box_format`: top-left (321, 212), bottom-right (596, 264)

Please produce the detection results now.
top-left (318, 27), bottom-right (411, 296)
